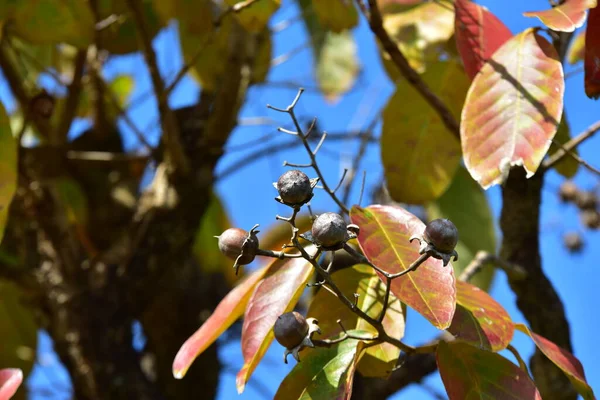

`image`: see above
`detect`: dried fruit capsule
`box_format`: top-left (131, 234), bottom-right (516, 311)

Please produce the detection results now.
top-left (217, 228), bottom-right (258, 265)
top-left (581, 210), bottom-right (600, 230)
top-left (563, 232), bottom-right (584, 253)
top-left (424, 219), bottom-right (458, 253)
top-left (29, 90), bottom-right (55, 119)
top-left (559, 181), bottom-right (578, 203)
top-left (311, 212), bottom-right (347, 248)
top-left (276, 170), bottom-right (314, 205)
top-left (576, 191), bottom-right (597, 210)
top-left (274, 312), bottom-right (309, 350)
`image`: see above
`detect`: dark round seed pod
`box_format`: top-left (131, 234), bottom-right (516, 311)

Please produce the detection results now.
top-left (29, 90), bottom-right (55, 119)
top-left (581, 210), bottom-right (600, 230)
top-left (576, 191), bottom-right (597, 211)
top-left (276, 170), bottom-right (312, 205)
top-left (217, 228), bottom-right (258, 265)
top-left (311, 212), bottom-right (347, 248)
top-left (563, 232), bottom-right (584, 253)
top-left (559, 181), bottom-right (579, 203)
top-left (424, 219), bottom-right (458, 253)
top-left (274, 311), bottom-right (308, 349)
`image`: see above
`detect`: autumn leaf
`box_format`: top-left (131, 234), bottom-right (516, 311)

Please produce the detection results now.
top-left (461, 28), bottom-right (564, 189)
top-left (567, 30), bottom-right (586, 64)
top-left (515, 324), bottom-right (596, 400)
top-left (524, 0), bottom-right (597, 33)
top-left (350, 205), bottom-right (456, 329)
top-left (0, 369), bottom-right (23, 400)
top-left (437, 341), bottom-right (542, 399)
top-left (585, 6), bottom-right (600, 98)
top-left (454, 0), bottom-right (512, 80)
top-left (0, 102), bottom-right (16, 245)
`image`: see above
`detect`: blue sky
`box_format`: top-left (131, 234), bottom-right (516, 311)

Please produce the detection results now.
top-left (4, 0), bottom-right (598, 399)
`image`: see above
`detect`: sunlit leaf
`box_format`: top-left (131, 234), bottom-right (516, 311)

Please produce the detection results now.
top-left (275, 337), bottom-right (365, 400)
top-left (236, 255), bottom-right (314, 393)
top-left (549, 112), bottom-right (579, 178)
top-left (350, 205), bottom-right (456, 329)
top-left (225, 0), bottom-right (279, 32)
top-left (567, 30), bottom-right (585, 64)
top-left (172, 263), bottom-right (273, 379)
top-left (0, 102), bottom-right (16, 245)
top-left (381, 1), bottom-right (454, 74)
top-left (307, 265), bottom-right (405, 378)
top-left (378, 0), bottom-right (422, 14)
top-left (382, 61), bottom-right (466, 204)
top-left (515, 324), bottom-right (596, 400)
top-left (524, 0), bottom-right (597, 33)
top-left (311, 0), bottom-right (358, 32)
top-left (0, 369), bottom-right (23, 400)
top-left (437, 341), bottom-right (542, 400)
top-left (454, 0), bottom-right (512, 80)
top-left (585, 6), bottom-right (600, 98)
top-left (0, 282), bottom-right (38, 378)
top-left (427, 167), bottom-right (497, 290)
top-left (449, 281), bottom-right (514, 351)
top-left (461, 28), bottom-right (564, 189)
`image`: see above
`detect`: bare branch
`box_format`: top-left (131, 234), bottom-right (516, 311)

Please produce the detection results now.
top-left (543, 120), bottom-right (600, 171)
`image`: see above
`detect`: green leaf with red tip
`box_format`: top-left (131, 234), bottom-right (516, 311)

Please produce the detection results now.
top-left (350, 205), bottom-right (456, 329)
top-left (172, 262), bottom-right (272, 379)
top-left (382, 61), bottom-right (466, 205)
top-left (585, 6), bottom-right (600, 99)
top-left (307, 265), bottom-right (405, 378)
top-left (311, 0), bottom-right (358, 32)
top-left (567, 30), bottom-right (586, 64)
top-left (0, 369), bottom-right (23, 400)
top-left (437, 341), bottom-right (542, 400)
top-left (236, 255), bottom-right (314, 393)
top-left (449, 281), bottom-right (514, 351)
top-left (454, 0), bottom-right (513, 80)
top-left (0, 101), bottom-right (16, 245)
top-left (274, 336), bottom-right (366, 400)
top-left (524, 0), bottom-right (597, 33)
top-left (515, 324), bottom-right (596, 400)
top-left (461, 28), bottom-right (564, 189)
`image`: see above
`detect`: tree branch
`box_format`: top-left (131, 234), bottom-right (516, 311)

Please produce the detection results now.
top-left (55, 49), bottom-right (87, 144)
top-left (543, 120), bottom-right (600, 170)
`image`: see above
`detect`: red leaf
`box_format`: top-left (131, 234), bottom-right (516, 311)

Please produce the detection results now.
top-left (0, 369), bottom-right (23, 400)
top-left (172, 263), bottom-right (272, 379)
top-left (454, 0), bottom-right (512, 80)
top-left (350, 205), bottom-right (456, 329)
top-left (236, 256), bottom-right (313, 393)
top-left (516, 324), bottom-right (596, 399)
top-left (524, 0), bottom-right (597, 33)
top-left (585, 6), bottom-right (600, 98)
top-left (437, 341), bottom-right (542, 400)
top-left (449, 281), bottom-right (514, 351)
top-left (461, 28), bottom-right (564, 189)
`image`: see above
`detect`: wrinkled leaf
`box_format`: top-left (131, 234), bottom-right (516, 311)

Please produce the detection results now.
top-left (316, 31), bottom-right (360, 101)
top-left (0, 102), bottom-right (16, 245)
top-left (0, 369), bottom-right (23, 400)
top-left (585, 6), bottom-right (600, 98)
top-left (382, 1), bottom-right (454, 75)
top-left (382, 61), bottom-right (466, 204)
top-left (225, 0), bottom-right (279, 32)
top-left (236, 255), bottom-right (314, 393)
top-left (311, 0), bottom-right (358, 32)
top-left (427, 167), bottom-right (496, 290)
top-left (0, 282), bottom-right (38, 377)
top-left (454, 0), bottom-right (513, 80)
top-left (515, 324), bottom-right (596, 400)
top-left (275, 337), bottom-right (365, 400)
top-left (461, 28), bottom-right (564, 189)
top-left (524, 0), bottom-right (597, 33)
top-left (172, 263), bottom-right (272, 379)
top-left (350, 205), bottom-right (456, 329)
top-left (449, 281), bottom-right (514, 351)
top-left (549, 112), bottom-right (579, 178)
top-left (567, 30), bottom-right (585, 64)
top-left (307, 265), bottom-right (405, 378)
top-left (437, 341), bottom-right (542, 400)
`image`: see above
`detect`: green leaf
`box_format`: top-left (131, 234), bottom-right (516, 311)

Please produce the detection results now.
top-left (516, 324), bottom-right (596, 400)
top-left (53, 177), bottom-right (89, 226)
top-left (567, 30), bottom-right (585, 65)
top-left (382, 61), bottom-right (466, 204)
top-left (0, 101), bottom-right (16, 245)
top-left (311, 0), bottom-right (358, 32)
top-left (0, 282), bottom-right (38, 378)
top-left (549, 112), bottom-right (579, 178)
top-left (307, 265), bottom-right (405, 377)
top-left (236, 254), bottom-right (314, 393)
top-left (437, 341), bottom-right (542, 399)
top-left (275, 336), bottom-right (365, 400)
top-left (106, 74), bottom-right (135, 119)
top-left (225, 0), bottom-right (280, 32)
top-left (426, 167), bottom-right (496, 290)
top-left (350, 205), bottom-right (456, 329)
top-left (449, 281), bottom-right (514, 351)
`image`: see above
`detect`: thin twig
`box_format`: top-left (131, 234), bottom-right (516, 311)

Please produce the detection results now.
top-left (543, 120), bottom-right (600, 170)
top-left (549, 138), bottom-right (600, 176)
top-left (459, 251), bottom-right (527, 282)
top-left (507, 344), bottom-right (530, 376)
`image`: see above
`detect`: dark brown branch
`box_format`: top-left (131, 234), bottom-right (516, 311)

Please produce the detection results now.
top-left (55, 50), bottom-right (87, 144)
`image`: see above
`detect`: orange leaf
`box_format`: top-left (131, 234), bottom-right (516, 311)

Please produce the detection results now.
top-left (524, 0), bottom-right (597, 33)
top-left (454, 0), bottom-right (512, 80)
top-left (0, 369), bottom-right (23, 400)
top-left (449, 281), bottom-right (514, 351)
top-left (516, 324), bottom-right (596, 399)
top-left (236, 255), bottom-right (314, 393)
top-left (350, 205), bottom-right (456, 329)
top-left (461, 28), bottom-right (564, 189)
top-left (585, 6), bottom-right (600, 98)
